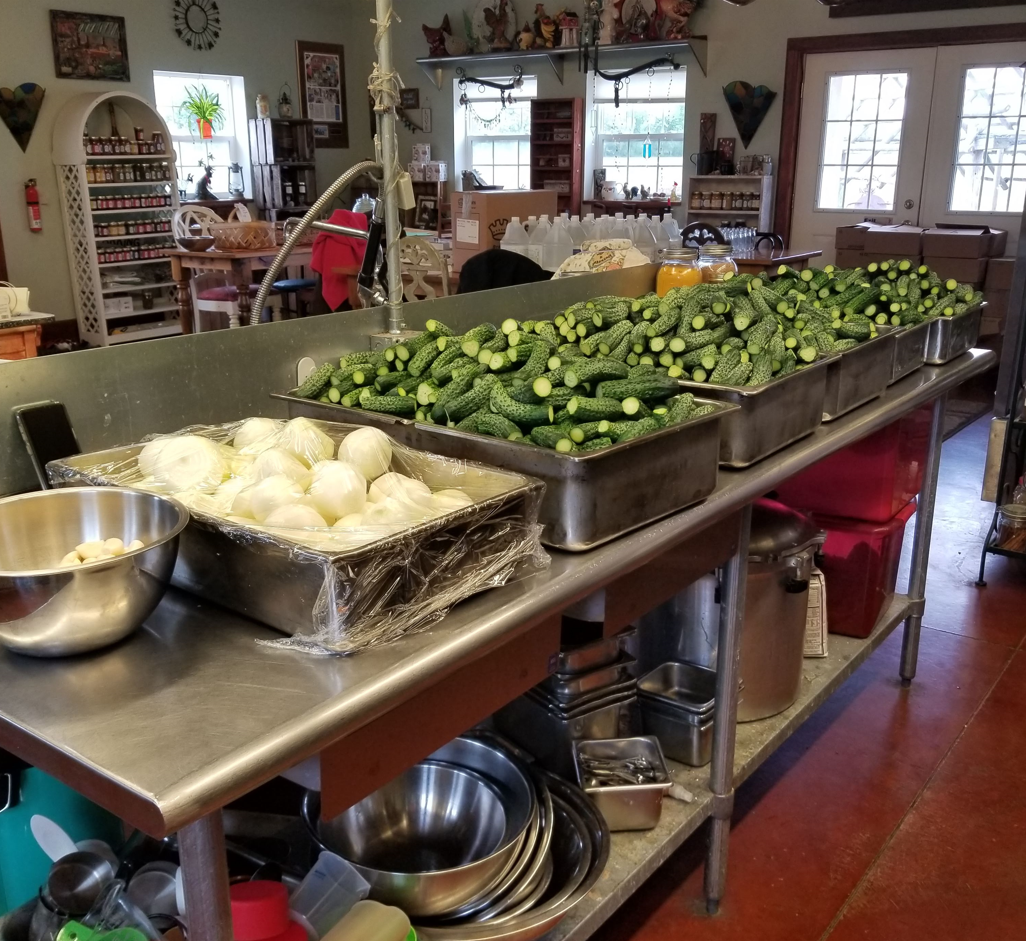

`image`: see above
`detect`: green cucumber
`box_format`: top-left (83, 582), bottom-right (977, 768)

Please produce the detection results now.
top-left (566, 396), bottom-right (624, 422)
top-left (296, 362), bottom-right (335, 399)
top-left (564, 359), bottom-right (631, 388)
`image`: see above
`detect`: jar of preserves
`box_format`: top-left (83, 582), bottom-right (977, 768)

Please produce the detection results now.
top-left (996, 504), bottom-right (1026, 552)
top-left (710, 191), bottom-right (723, 210)
top-left (656, 247), bottom-right (702, 296)
top-left (690, 190), bottom-right (701, 211)
top-left (698, 243), bottom-right (739, 283)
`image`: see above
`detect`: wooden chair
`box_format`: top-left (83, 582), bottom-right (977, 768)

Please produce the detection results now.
top-left (399, 237), bottom-right (450, 301)
top-left (680, 222), bottom-right (726, 248)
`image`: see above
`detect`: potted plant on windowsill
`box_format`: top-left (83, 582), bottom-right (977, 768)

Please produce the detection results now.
top-left (177, 85), bottom-right (226, 140)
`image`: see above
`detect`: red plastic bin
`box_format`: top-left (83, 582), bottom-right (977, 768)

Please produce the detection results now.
top-left (775, 405), bottom-right (932, 523)
top-left (813, 499), bottom-right (917, 639)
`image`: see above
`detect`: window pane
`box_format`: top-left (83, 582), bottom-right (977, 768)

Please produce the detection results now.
top-left (472, 140), bottom-right (492, 164)
top-left (992, 67), bottom-right (1024, 119)
top-left (816, 70), bottom-right (907, 211)
top-left (491, 165), bottom-right (520, 190)
top-left (659, 138), bottom-right (683, 159)
top-left (963, 67), bottom-right (995, 117)
top-left (493, 139), bottom-right (518, 164)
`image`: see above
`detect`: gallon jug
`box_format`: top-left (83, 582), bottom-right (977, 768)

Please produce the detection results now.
top-left (527, 215), bottom-right (551, 266)
top-left (542, 217), bottom-right (574, 271)
top-left (500, 216), bottom-right (529, 257)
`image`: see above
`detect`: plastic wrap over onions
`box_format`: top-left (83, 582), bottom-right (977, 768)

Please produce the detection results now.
top-left (46, 417), bottom-right (548, 655)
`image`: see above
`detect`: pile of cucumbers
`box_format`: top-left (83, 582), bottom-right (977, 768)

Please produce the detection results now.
top-left (784, 258), bottom-right (984, 329)
top-left (295, 305), bottom-right (716, 452)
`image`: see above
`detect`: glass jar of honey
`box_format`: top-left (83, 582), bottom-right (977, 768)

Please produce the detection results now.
top-left (698, 243), bottom-right (739, 283)
top-left (656, 247), bottom-right (702, 296)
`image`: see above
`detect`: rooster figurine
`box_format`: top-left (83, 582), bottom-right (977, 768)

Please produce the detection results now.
top-left (655, 0), bottom-right (696, 41)
top-left (533, 4), bottom-right (556, 47)
top-left (483, 0), bottom-right (512, 50)
top-left (517, 21), bottom-right (536, 49)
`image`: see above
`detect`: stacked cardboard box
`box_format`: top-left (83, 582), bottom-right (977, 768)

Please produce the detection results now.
top-left (451, 190), bottom-right (558, 271)
top-left (981, 257), bottom-right (1014, 336)
top-left (835, 223), bottom-right (924, 269)
top-left (921, 224), bottom-right (1006, 287)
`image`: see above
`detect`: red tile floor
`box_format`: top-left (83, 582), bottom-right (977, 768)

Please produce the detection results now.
top-left (591, 415), bottom-right (1026, 941)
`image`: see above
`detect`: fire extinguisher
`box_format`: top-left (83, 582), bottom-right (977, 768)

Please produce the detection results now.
top-left (25, 179), bottom-right (42, 232)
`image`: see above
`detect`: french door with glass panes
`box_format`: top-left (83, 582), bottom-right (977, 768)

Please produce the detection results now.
top-left (791, 43), bottom-right (1026, 264)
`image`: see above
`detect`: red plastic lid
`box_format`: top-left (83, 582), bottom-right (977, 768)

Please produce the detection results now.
top-left (230, 881), bottom-right (290, 941)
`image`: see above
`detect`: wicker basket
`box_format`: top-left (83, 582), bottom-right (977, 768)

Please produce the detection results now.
top-left (208, 221), bottom-right (276, 251)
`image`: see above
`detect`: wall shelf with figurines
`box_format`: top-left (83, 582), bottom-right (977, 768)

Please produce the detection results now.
top-left (416, 3), bottom-right (707, 89)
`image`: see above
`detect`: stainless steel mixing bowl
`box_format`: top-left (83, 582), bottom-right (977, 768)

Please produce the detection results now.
top-left (305, 760), bottom-right (526, 918)
top-left (0, 487), bottom-right (188, 656)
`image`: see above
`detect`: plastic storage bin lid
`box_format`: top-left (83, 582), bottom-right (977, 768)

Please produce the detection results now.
top-left (230, 881), bottom-right (290, 941)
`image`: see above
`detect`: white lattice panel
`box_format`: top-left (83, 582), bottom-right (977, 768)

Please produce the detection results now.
top-left (57, 163), bottom-right (105, 344)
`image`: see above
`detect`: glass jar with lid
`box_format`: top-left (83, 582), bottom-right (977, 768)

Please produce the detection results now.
top-left (996, 504), bottom-right (1026, 552)
top-left (656, 247), bottom-right (702, 297)
top-left (698, 243), bottom-right (739, 283)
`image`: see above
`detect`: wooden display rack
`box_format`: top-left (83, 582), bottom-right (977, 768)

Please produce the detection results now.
top-left (685, 174), bottom-right (774, 233)
top-left (531, 98), bottom-right (584, 217)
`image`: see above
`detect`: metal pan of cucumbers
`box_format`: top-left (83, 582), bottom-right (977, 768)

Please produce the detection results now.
top-left (277, 304), bottom-right (739, 551)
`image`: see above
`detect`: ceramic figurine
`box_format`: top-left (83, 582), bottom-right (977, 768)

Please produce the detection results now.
top-left (621, 0), bottom-right (650, 42)
top-left (533, 4), bottom-right (556, 47)
top-left (483, 0), bottom-right (513, 50)
top-left (640, 184), bottom-right (650, 198)
top-left (422, 16), bottom-right (452, 56)
top-left (656, 0), bottom-right (696, 40)
top-left (518, 22), bottom-right (536, 49)
top-left (598, 0), bottom-right (621, 45)
top-left (444, 30), bottom-right (470, 55)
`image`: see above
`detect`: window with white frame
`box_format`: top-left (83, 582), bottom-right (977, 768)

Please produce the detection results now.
top-left (152, 70), bottom-right (250, 197)
top-left (950, 65), bottom-right (1026, 213)
top-left (454, 75), bottom-right (537, 190)
top-left (591, 67), bottom-right (686, 196)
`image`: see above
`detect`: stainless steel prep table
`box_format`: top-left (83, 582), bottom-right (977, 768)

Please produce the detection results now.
top-left (0, 349), bottom-right (993, 941)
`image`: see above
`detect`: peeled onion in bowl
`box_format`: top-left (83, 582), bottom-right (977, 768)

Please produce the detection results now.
top-left (337, 427), bottom-right (392, 481)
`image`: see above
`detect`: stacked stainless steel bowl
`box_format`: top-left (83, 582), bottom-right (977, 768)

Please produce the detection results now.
top-left (303, 734), bottom-right (608, 941)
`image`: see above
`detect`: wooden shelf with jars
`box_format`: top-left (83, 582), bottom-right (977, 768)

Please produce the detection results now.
top-left (53, 91), bottom-right (181, 347)
top-left (249, 118), bottom-right (319, 222)
top-left (530, 98), bottom-right (584, 216)
top-left (685, 174), bottom-right (773, 232)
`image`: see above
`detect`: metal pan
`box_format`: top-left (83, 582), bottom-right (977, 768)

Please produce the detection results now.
top-left (276, 393), bottom-right (736, 552)
top-left (540, 654), bottom-right (636, 704)
top-left (553, 634), bottom-right (626, 676)
top-left (822, 327), bottom-right (899, 421)
top-left (924, 304), bottom-right (983, 365)
top-left (677, 356), bottom-right (833, 468)
top-left (889, 319), bottom-right (931, 385)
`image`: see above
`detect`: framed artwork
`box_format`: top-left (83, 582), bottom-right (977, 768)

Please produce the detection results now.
top-left (296, 40), bottom-right (348, 148)
top-left (50, 10), bottom-right (129, 81)
top-left (400, 88), bottom-right (420, 110)
top-left (415, 196), bottom-right (438, 230)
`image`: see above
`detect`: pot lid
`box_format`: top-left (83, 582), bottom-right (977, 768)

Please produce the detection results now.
top-left (749, 498), bottom-right (825, 560)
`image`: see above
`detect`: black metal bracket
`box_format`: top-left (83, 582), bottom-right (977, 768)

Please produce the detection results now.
top-left (457, 65), bottom-right (525, 108)
top-left (586, 52), bottom-right (681, 107)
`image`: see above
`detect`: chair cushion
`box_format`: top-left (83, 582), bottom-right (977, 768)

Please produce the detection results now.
top-left (273, 278), bottom-right (317, 291)
top-left (196, 284), bottom-right (274, 302)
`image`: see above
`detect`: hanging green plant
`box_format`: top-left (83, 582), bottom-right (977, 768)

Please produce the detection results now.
top-left (177, 84), bottom-right (226, 140)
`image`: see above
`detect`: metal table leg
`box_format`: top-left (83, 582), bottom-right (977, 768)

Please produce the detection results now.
top-left (703, 504), bottom-right (752, 915)
top-left (900, 393), bottom-right (947, 685)
top-left (178, 811), bottom-right (233, 941)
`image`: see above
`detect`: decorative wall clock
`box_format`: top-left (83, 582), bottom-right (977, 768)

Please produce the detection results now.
top-left (173, 0), bottom-right (221, 51)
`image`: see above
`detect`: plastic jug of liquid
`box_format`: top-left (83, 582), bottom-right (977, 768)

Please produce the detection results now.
top-left (633, 213), bottom-right (657, 262)
top-left (608, 214), bottom-right (628, 240)
top-left (567, 215), bottom-right (587, 252)
top-left (542, 216), bottom-right (574, 270)
top-left (527, 215), bottom-right (551, 266)
top-left (319, 901), bottom-right (410, 941)
top-left (581, 213), bottom-right (597, 240)
top-left (500, 216), bottom-right (529, 257)
top-left (651, 214), bottom-right (670, 255)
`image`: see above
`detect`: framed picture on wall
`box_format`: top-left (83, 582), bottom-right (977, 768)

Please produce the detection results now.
top-left (296, 40), bottom-right (349, 148)
top-left (50, 10), bottom-right (129, 81)
top-left (415, 196), bottom-right (438, 230)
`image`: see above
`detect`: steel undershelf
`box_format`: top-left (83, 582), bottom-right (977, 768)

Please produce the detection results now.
top-left (0, 352), bottom-right (993, 836)
top-left (551, 594), bottom-right (911, 941)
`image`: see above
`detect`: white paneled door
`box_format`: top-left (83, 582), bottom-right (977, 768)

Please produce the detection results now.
top-left (791, 43), bottom-right (1026, 264)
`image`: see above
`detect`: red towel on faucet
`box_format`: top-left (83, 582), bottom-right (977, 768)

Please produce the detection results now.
top-left (311, 209), bottom-right (369, 310)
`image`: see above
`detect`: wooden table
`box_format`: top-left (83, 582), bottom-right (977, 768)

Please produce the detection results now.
top-left (167, 247), bottom-right (312, 334)
top-left (0, 312), bottom-right (55, 359)
top-left (733, 247), bottom-right (821, 275)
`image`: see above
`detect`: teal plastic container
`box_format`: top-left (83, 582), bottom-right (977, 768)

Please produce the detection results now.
top-left (0, 768), bottom-right (124, 914)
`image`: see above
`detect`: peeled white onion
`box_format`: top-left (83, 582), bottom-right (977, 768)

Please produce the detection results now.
top-left (368, 472), bottom-right (430, 506)
top-left (103, 538), bottom-right (125, 556)
top-left (126, 539), bottom-right (145, 552)
top-left (233, 417), bottom-right (281, 452)
top-left (338, 427), bottom-right (392, 481)
top-left (150, 436), bottom-right (227, 492)
top-left (231, 487), bottom-right (256, 519)
top-left (175, 490), bottom-right (224, 516)
top-left (76, 541), bottom-right (104, 560)
top-left (263, 504), bottom-right (328, 529)
top-left (248, 474), bottom-right (304, 522)
top-left (212, 477), bottom-right (251, 514)
top-left (138, 438), bottom-right (173, 477)
top-left (280, 417), bottom-right (334, 467)
top-left (332, 513), bottom-right (366, 529)
top-left (432, 489), bottom-right (474, 513)
top-left (306, 461), bottom-right (367, 524)
top-left (252, 447), bottom-right (312, 489)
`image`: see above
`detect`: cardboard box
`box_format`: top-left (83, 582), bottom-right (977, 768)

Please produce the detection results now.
top-left (835, 223), bottom-right (923, 256)
top-left (412, 143), bottom-right (431, 162)
top-left (834, 249), bottom-right (922, 270)
top-left (985, 257), bottom-right (1015, 291)
top-left (408, 162), bottom-right (425, 182)
top-left (451, 189), bottom-right (558, 271)
top-left (103, 295), bottom-right (133, 315)
top-left (923, 254), bottom-right (988, 285)
top-left (425, 161), bottom-right (448, 182)
top-left (921, 225), bottom-right (1007, 258)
